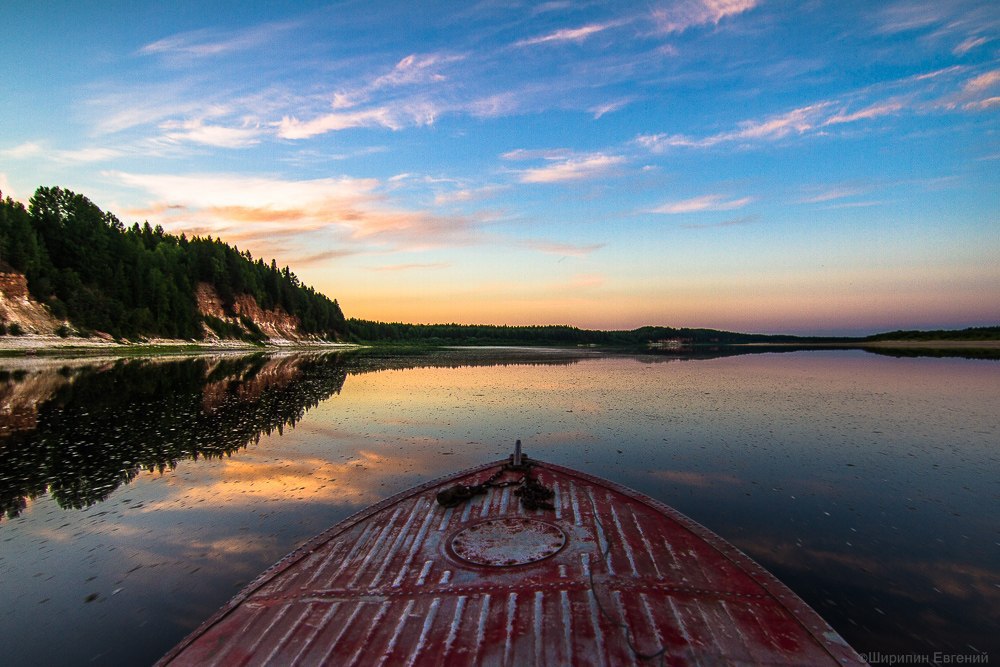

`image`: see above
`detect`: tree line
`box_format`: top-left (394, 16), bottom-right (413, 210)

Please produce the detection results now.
top-left (346, 320), bottom-right (847, 345)
top-left (0, 187), bottom-right (346, 340)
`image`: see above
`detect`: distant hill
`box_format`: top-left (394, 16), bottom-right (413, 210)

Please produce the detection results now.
top-left (0, 187), bottom-right (346, 342)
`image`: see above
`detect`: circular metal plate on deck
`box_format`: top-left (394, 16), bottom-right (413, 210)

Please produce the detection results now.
top-left (450, 518), bottom-right (567, 566)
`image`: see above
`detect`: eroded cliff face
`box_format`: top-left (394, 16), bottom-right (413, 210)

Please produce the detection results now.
top-left (0, 272), bottom-right (316, 344)
top-left (0, 273), bottom-right (64, 334)
top-left (195, 282), bottom-right (309, 343)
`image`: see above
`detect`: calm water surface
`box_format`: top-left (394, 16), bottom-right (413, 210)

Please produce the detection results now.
top-left (0, 348), bottom-right (997, 665)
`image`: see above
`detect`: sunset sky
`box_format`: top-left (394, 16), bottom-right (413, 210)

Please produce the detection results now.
top-left (2, 1), bottom-right (997, 335)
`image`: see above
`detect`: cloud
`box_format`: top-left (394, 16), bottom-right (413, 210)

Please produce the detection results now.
top-left (651, 194), bottom-right (753, 213)
top-left (160, 118), bottom-right (262, 148)
top-left (276, 98), bottom-right (443, 139)
top-left (515, 239), bottom-right (605, 257)
top-left (963, 69), bottom-right (1000, 93)
top-left (945, 69), bottom-right (1000, 110)
top-left (55, 147), bottom-right (124, 163)
top-left (636, 95), bottom-right (909, 152)
top-left (433, 185), bottom-right (505, 206)
top-left (953, 36), bottom-right (988, 55)
top-left (501, 148), bottom-right (574, 161)
top-left (517, 153), bottom-right (626, 183)
top-left (632, 133), bottom-right (697, 152)
top-left (273, 51), bottom-right (461, 140)
top-left (0, 142), bottom-right (43, 159)
top-left (276, 108), bottom-right (404, 138)
top-left (371, 53), bottom-right (464, 89)
top-left (964, 96), bottom-right (1000, 111)
top-left (105, 171), bottom-right (485, 257)
top-left (515, 22), bottom-right (615, 47)
top-left (681, 215), bottom-right (758, 229)
top-left (726, 102), bottom-right (832, 141)
top-left (1, 141), bottom-right (122, 164)
top-left (876, 2), bottom-right (948, 34)
top-left (796, 187), bottom-right (866, 204)
top-left (138, 21), bottom-right (298, 60)
top-left (590, 98), bottom-right (634, 119)
top-left (651, 0), bottom-right (758, 34)
top-left (371, 262), bottom-right (450, 272)
top-left (823, 101), bottom-right (902, 126)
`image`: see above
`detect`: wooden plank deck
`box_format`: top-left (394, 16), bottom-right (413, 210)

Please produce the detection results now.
top-left (158, 459), bottom-right (867, 666)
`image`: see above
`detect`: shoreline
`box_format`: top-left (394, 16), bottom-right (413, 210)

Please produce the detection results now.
top-left (3, 335), bottom-right (998, 359)
top-left (857, 339), bottom-right (1000, 349)
top-left (0, 334), bottom-right (362, 357)
top-left (734, 340), bottom-right (1000, 350)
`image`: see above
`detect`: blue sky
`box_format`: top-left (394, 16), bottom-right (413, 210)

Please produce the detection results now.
top-left (1, 0), bottom-right (997, 334)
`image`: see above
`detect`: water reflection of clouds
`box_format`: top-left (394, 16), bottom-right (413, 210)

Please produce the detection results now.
top-left (140, 454), bottom-right (395, 509)
top-left (651, 470), bottom-right (744, 488)
top-left (741, 535), bottom-right (1000, 621)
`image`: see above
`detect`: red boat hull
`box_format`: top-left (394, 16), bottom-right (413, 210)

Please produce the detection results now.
top-left (158, 459), bottom-right (867, 666)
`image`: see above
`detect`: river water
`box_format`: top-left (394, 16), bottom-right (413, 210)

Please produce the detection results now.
top-left (0, 348), bottom-right (997, 665)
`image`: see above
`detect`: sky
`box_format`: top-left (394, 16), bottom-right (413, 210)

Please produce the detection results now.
top-left (1, 0), bottom-right (997, 335)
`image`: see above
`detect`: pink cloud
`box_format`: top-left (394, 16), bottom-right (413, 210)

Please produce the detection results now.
top-left (651, 0), bottom-right (758, 34)
top-left (517, 154), bottom-right (626, 183)
top-left (515, 23), bottom-right (615, 47)
top-left (652, 194), bottom-right (753, 214)
top-left (824, 101), bottom-right (902, 126)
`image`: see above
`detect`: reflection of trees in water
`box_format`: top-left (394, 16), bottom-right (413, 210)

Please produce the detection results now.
top-left (0, 353), bottom-right (348, 519)
top-left (0, 346), bottom-right (821, 519)
top-left (9, 343), bottom-right (971, 520)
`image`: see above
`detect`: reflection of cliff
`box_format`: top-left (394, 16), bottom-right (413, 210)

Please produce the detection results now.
top-left (0, 353), bottom-right (348, 519)
top-left (201, 354), bottom-right (310, 412)
top-left (0, 371), bottom-right (67, 436)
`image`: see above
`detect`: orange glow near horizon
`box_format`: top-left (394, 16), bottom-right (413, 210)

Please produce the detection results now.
top-left (330, 267), bottom-right (999, 335)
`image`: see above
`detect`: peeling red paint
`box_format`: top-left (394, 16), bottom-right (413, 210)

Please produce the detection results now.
top-left (158, 459), bottom-right (867, 666)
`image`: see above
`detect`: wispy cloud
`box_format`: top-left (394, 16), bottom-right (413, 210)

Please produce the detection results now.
top-left (514, 239), bottom-right (605, 256)
top-left (1, 141), bottom-right (122, 164)
top-left (726, 102), bottom-right (833, 141)
top-left (274, 52), bottom-right (460, 139)
top-left (433, 185), bottom-right (505, 206)
top-left (55, 147), bottom-right (124, 163)
top-left (637, 95), bottom-right (906, 152)
top-left (516, 153), bottom-right (626, 183)
top-left (943, 69), bottom-right (1000, 110)
top-left (824, 101), bottom-right (902, 126)
top-left (651, 0), bottom-right (759, 34)
top-left (138, 21), bottom-right (298, 60)
top-left (159, 118), bottom-right (262, 148)
top-left (963, 69), bottom-right (1000, 93)
top-left (501, 148), bottom-right (574, 161)
top-left (515, 22), bottom-right (616, 47)
top-left (371, 53), bottom-right (464, 89)
top-left (276, 108), bottom-right (405, 138)
top-left (370, 262), bottom-right (450, 272)
top-left (796, 186), bottom-right (867, 204)
top-left (681, 215), bottom-right (757, 229)
top-left (953, 36), bottom-right (989, 55)
top-left (651, 194), bottom-right (753, 213)
top-left (0, 142), bottom-right (43, 159)
top-left (875, 1), bottom-right (956, 34)
top-left (590, 98), bottom-right (634, 119)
